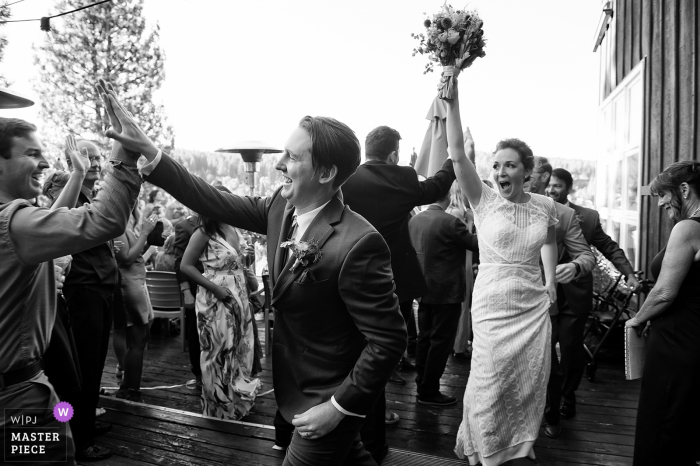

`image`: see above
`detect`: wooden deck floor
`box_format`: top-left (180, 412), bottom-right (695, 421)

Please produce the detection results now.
top-left (88, 318), bottom-right (640, 465)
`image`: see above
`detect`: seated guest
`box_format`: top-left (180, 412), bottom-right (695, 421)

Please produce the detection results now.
top-left (0, 110), bottom-right (143, 465)
top-left (626, 161), bottom-right (700, 465)
top-left (180, 185), bottom-right (261, 420)
top-left (409, 184), bottom-right (478, 406)
top-left (154, 233), bottom-right (177, 271)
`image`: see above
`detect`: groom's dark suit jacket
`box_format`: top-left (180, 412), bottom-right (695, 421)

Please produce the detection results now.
top-left (342, 159), bottom-right (455, 302)
top-left (558, 202), bottom-right (635, 316)
top-left (146, 154), bottom-right (407, 422)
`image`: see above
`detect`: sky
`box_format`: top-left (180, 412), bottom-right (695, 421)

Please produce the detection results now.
top-left (1, 0), bottom-right (603, 165)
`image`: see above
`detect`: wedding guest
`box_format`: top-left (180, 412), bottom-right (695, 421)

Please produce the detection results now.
top-left (447, 84), bottom-right (558, 466)
top-left (526, 158), bottom-right (597, 438)
top-left (112, 207), bottom-right (158, 402)
top-left (342, 125), bottom-right (455, 463)
top-left (446, 184), bottom-right (477, 358)
top-left (154, 234), bottom-right (177, 271)
top-left (0, 107), bottom-right (142, 465)
top-left (101, 84), bottom-right (406, 464)
top-left (544, 166), bottom-right (640, 426)
top-left (409, 185), bottom-right (478, 406)
top-left (62, 139), bottom-right (123, 461)
top-left (173, 211), bottom-right (204, 387)
top-left (165, 200), bottom-right (187, 226)
top-left (180, 185), bottom-right (261, 420)
top-left (42, 170), bottom-right (70, 203)
top-left (626, 161), bottom-right (700, 466)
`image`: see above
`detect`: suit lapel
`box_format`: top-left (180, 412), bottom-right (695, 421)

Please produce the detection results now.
top-left (273, 204), bottom-right (296, 282)
top-left (271, 196), bottom-right (344, 305)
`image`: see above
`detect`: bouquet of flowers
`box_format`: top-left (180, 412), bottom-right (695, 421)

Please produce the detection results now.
top-left (412, 4), bottom-right (486, 100)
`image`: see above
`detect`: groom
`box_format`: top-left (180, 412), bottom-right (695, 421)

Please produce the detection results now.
top-left (100, 85), bottom-right (407, 465)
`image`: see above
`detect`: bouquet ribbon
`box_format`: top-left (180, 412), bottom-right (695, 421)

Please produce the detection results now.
top-left (438, 65), bottom-right (461, 100)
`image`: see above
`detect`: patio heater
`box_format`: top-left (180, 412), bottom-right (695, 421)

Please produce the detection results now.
top-left (216, 141), bottom-right (283, 196)
top-left (0, 87), bottom-right (35, 109)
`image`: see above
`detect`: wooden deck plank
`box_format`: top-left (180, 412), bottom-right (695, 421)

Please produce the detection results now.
top-left (94, 318), bottom-right (641, 465)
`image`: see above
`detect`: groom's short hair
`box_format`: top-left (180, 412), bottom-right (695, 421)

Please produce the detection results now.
top-left (0, 118), bottom-right (37, 159)
top-left (298, 116), bottom-right (361, 188)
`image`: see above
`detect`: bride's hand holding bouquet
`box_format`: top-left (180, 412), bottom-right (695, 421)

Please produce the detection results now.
top-left (412, 4), bottom-right (486, 100)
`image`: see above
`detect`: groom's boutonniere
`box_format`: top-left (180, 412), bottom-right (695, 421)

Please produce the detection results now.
top-left (280, 238), bottom-right (323, 273)
top-left (575, 213), bottom-right (584, 225)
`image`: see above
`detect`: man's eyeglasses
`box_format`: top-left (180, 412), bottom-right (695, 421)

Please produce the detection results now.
top-left (87, 155), bottom-right (104, 163)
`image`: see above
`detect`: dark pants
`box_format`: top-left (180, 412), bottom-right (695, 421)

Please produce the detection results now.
top-left (63, 288), bottom-right (113, 451)
top-left (545, 308), bottom-right (588, 425)
top-left (415, 302), bottom-right (461, 397)
top-left (359, 389), bottom-right (386, 462)
top-left (283, 416), bottom-right (375, 466)
top-left (274, 409), bottom-right (294, 448)
top-left (399, 300), bottom-right (417, 355)
top-left (185, 305), bottom-right (201, 378)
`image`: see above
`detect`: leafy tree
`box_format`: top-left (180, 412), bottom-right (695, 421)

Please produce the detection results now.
top-left (0, 2), bottom-right (10, 87)
top-left (33, 0), bottom-right (173, 154)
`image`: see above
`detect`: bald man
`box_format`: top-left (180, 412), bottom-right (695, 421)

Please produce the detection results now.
top-left (62, 140), bottom-right (119, 461)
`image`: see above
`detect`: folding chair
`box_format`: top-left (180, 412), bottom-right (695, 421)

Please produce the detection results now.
top-left (145, 270), bottom-right (186, 352)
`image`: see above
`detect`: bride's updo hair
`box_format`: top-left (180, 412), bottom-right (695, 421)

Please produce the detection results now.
top-left (494, 138), bottom-right (535, 181)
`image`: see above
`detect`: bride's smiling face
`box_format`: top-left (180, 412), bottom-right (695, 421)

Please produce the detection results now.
top-left (492, 148), bottom-right (531, 201)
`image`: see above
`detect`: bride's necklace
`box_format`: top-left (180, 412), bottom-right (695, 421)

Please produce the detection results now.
top-left (690, 206), bottom-right (700, 218)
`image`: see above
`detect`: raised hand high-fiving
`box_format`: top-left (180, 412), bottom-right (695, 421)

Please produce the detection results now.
top-left (96, 79), bottom-right (159, 160)
top-left (64, 134), bottom-right (89, 174)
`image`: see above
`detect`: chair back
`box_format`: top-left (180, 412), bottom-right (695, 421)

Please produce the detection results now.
top-left (145, 271), bottom-right (182, 310)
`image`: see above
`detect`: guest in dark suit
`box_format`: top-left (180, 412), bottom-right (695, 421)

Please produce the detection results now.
top-left (545, 167), bottom-right (641, 421)
top-left (100, 88), bottom-right (406, 466)
top-left (342, 126), bottom-right (456, 367)
top-left (173, 212), bottom-right (203, 387)
top-left (528, 158), bottom-right (597, 438)
top-left (408, 188), bottom-right (478, 405)
top-left (342, 126), bottom-right (455, 461)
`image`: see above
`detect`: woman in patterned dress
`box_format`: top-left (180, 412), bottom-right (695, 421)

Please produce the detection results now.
top-left (180, 187), bottom-right (261, 420)
top-left (446, 85), bottom-right (558, 465)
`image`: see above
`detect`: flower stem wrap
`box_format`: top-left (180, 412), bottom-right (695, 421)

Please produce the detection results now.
top-left (438, 65), bottom-right (461, 100)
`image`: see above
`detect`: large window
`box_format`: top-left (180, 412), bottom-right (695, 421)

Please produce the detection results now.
top-left (596, 60), bottom-right (644, 269)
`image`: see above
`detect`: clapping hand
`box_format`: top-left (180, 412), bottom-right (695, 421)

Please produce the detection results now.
top-left (65, 134), bottom-right (90, 174)
top-left (96, 79), bottom-right (158, 159)
top-left (113, 241), bottom-right (125, 254)
top-left (141, 214), bottom-right (158, 235)
top-left (462, 127), bottom-right (476, 164)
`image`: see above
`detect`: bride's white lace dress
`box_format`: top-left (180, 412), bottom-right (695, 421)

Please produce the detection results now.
top-left (455, 184), bottom-right (557, 465)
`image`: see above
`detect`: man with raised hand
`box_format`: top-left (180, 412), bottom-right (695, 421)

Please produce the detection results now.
top-left (0, 81), bottom-right (145, 465)
top-left (99, 85), bottom-right (406, 466)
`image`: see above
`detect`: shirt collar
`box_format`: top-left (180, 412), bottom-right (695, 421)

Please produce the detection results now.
top-left (293, 200), bottom-right (332, 239)
top-left (564, 200), bottom-right (571, 208)
top-left (80, 184), bottom-right (93, 202)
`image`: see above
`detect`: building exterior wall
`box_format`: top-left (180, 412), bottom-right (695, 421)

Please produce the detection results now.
top-left (599, 0), bottom-right (699, 274)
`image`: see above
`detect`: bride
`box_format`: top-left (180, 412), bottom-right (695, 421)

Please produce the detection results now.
top-left (446, 83), bottom-right (558, 465)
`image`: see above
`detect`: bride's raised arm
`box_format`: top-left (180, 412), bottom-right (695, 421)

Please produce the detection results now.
top-left (444, 84), bottom-right (484, 208)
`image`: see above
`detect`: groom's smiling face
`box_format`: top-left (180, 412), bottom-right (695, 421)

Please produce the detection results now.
top-left (276, 127), bottom-right (322, 210)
